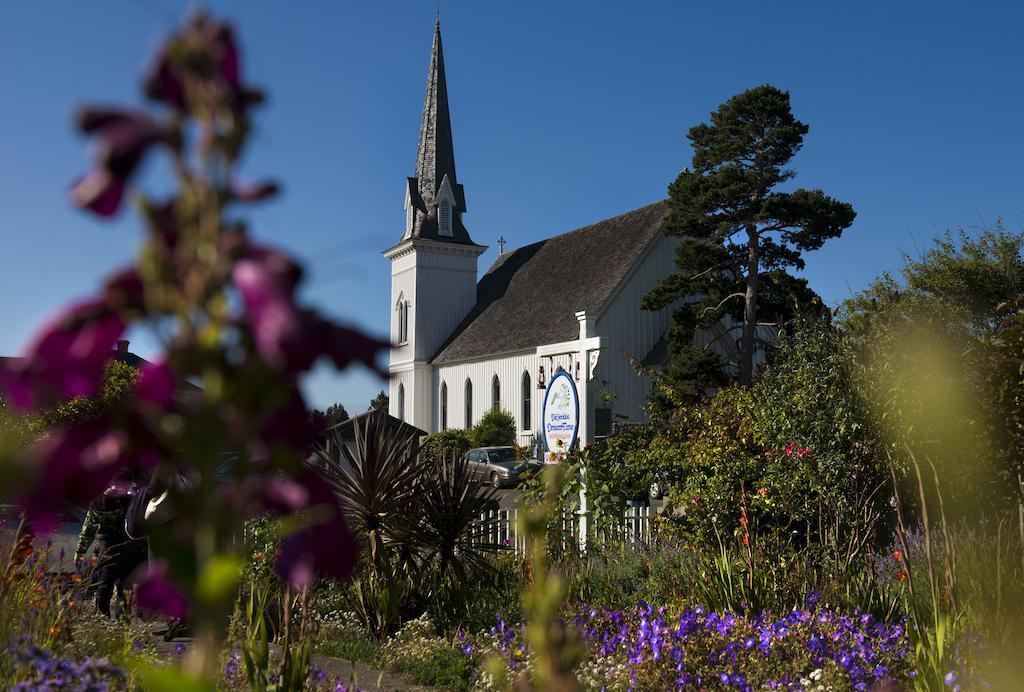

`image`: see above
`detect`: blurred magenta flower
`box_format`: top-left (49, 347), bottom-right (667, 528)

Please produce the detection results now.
top-left (135, 563), bottom-right (189, 619)
top-left (233, 243), bottom-right (388, 375)
top-left (136, 361), bottom-right (175, 410)
top-left (276, 471), bottom-right (357, 587)
top-left (143, 13), bottom-right (244, 113)
top-left (1, 300), bottom-right (124, 411)
top-left (231, 180), bottom-right (280, 203)
top-left (69, 169), bottom-right (126, 217)
top-left (70, 108), bottom-right (174, 218)
top-left (21, 422), bottom-right (128, 529)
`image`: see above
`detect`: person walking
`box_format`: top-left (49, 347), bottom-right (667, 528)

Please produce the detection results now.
top-left (75, 471), bottom-right (148, 618)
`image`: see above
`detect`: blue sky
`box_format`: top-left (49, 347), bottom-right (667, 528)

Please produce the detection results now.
top-left (1, 1), bottom-right (1021, 413)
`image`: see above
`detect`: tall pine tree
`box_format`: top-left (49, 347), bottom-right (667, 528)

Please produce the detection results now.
top-left (643, 85), bottom-right (855, 390)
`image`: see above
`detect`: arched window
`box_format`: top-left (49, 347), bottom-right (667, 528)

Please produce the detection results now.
top-left (464, 379), bottom-right (473, 427)
top-left (440, 381), bottom-right (448, 430)
top-left (396, 299), bottom-right (409, 344)
top-left (491, 375), bottom-right (501, 411)
top-left (398, 383), bottom-right (405, 422)
top-left (439, 200), bottom-right (452, 236)
top-left (521, 371), bottom-right (532, 431)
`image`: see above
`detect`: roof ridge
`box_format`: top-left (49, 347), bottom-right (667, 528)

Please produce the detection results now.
top-left (484, 199), bottom-right (667, 276)
top-left (433, 200), bottom-right (671, 364)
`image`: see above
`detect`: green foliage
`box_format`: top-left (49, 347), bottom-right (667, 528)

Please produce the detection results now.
top-left (379, 615), bottom-right (472, 691)
top-left (419, 428), bottom-right (472, 463)
top-left (840, 225), bottom-right (1024, 515)
top-left (0, 360), bottom-right (138, 445)
top-left (470, 408), bottom-right (516, 448)
top-left (369, 390), bottom-right (389, 412)
top-left (586, 424), bottom-right (657, 501)
top-left (426, 553), bottom-right (524, 634)
top-left (840, 224), bottom-right (1024, 338)
top-left (661, 321), bottom-right (889, 570)
top-left (403, 645), bottom-right (470, 689)
top-left (643, 84), bottom-right (854, 388)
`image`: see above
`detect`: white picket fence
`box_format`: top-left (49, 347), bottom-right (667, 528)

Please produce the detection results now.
top-left (471, 502), bottom-right (656, 555)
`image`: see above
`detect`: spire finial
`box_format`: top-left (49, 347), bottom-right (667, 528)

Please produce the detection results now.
top-left (497, 236), bottom-right (507, 254)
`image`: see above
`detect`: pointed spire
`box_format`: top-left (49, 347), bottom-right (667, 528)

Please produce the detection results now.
top-left (402, 22), bottom-right (476, 246)
top-left (415, 21), bottom-right (458, 210)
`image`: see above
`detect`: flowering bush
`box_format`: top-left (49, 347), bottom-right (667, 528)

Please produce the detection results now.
top-left (8, 637), bottom-right (128, 691)
top-left (655, 322), bottom-right (889, 574)
top-left (378, 614), bottom-right (472, 690)
top-left (464, 596), bottom-right (913, 691)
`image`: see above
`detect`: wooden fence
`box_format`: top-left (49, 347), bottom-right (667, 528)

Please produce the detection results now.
top-left (471, 502), bottom-right (657, 555)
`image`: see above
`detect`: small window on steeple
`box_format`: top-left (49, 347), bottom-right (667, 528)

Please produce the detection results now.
top-left (439, 200), bottom-right (452, 237)
top-left (396, 298), bottom-right (409, 345)
top-left (406, 205), bottom-right (414, 235)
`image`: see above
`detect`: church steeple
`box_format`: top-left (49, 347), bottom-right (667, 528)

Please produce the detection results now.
top-left (402, 22), bottom-right (476, 245)
top-left (416, 22), bottom-right (456, 209)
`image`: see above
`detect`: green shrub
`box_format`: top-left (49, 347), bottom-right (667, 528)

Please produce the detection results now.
top-left (663, 321), bottom-right (890, 572)
top-left (470, 409), bottom-right (516, 448)
top-left (587, 424), bottom-right (657, 500)
top-left (420, 428), bottom-right (472, 463)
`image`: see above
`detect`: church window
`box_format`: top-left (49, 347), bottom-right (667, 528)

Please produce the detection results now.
top-left (406, 205), bottom-right (414, 234)
top-left (464, 379), bottom-right (473, 427)
top-left (521, 371), bottom-right (532, 431)
top-left (440, 381), bottom-right (448, 429)
top-left (491, 375), bottom-right (500, 411)
top-left (439, 200), bottom-right (452, 236)
top-left (398, 384), bottom-right (405, 422)
top-left (397, 300), bottom-right (409, 344)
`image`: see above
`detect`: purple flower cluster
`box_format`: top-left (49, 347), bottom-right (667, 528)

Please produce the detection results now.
top-left (0, 10), bottom-right (385, 605)
top-left (467, 595), bottom-right (913, 690)
top-left (304, 666), bottom-right (363, 692)
top-left (9, 637), bottom-right (127, 691)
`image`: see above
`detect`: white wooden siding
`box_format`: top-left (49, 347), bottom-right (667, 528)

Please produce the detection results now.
top-left (593, 233), bottom-right (680, 423)
top-left (434, 351), bottom-right (574, 448)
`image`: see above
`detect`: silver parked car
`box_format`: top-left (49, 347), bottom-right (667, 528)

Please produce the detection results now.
top-left (462, 446), bottom-right (542, 488)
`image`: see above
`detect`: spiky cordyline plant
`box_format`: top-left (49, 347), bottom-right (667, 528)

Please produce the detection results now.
top-left (415, 452), bottom-right (509, 586)
top-left (312, 412), bottom-right (426, 570)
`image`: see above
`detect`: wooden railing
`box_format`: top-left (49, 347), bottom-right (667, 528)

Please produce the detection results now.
top-left (471, 502), bottom-right (657, 555)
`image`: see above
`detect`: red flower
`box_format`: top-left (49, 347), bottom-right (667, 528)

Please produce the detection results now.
top-left (784, 445), bottom-right (795, 456)
top-left (892, 549), bottom-right (903, 561)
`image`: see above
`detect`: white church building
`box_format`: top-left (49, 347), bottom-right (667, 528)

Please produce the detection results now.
top-left (385, 24), bottom-right (735, 449)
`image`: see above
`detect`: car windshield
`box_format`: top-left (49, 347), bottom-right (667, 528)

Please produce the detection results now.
top-left (487, 449), bottom-right (517, 464)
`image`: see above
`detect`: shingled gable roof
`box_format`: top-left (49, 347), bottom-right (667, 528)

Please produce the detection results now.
top-left (431, 200), bottom-right (670, 365)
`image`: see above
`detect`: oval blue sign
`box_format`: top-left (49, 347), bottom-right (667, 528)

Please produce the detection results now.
top-left (541, 369), bottom-right (579, 461)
